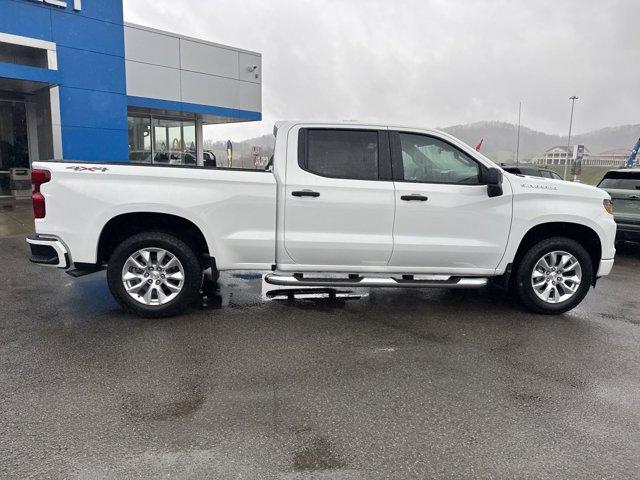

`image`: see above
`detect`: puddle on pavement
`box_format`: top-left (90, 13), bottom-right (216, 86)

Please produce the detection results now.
top-left (122, 386), bottom-right (205, 422)
top-left (293, 437), bottom-right (346, 472)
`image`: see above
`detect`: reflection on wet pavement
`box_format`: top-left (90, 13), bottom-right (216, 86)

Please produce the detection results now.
top-left (2, 234), bottom-right (640, 479)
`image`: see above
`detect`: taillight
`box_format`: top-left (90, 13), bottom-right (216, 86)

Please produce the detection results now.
top-left (32, 169), bottom-right (51, 219)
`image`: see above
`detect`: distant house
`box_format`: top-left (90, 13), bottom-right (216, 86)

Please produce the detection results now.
top-left (532, 146), bottom-right (590, 166)
top-left (532, 146), bottom-right (628, 167)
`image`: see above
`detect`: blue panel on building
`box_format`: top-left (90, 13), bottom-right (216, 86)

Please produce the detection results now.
top-left (127, 96), bottom-right (262, 122)
top-left (61, 125), bottom-right (129, 161)
top-left (0, 61), bottom-right (59, 84)
top-left (59, 87), bottom-right (127, 130)
top-left (66, 0), bottom-right (124, 25)
top-left (50, 9), bottom-right (125, 57)
top-left (56, 46), bottom-right (126, 94)
top-left (0, 1), bottom-right (53, 40)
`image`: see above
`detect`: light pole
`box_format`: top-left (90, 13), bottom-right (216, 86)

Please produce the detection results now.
top-left (515, 101), bottom-right (522, 165)
top-left (563, 96), bottom-right (579, 180)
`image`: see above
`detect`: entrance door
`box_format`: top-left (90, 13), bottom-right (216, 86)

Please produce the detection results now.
top-left (389, 131), bottom-right (512, 273)
top-left (283, 127), bottom-right (396, 268)
top-left (0, 100), bottom-right (30, 197)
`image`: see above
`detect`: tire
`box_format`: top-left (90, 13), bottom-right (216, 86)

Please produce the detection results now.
top-left (515, 237), bottom-right (593, 315)
top-left (107, 232), bottom-right (203, 318)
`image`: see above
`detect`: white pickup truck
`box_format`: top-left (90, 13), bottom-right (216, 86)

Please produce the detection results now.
top-left (27, 122), bottom-right (616, 317)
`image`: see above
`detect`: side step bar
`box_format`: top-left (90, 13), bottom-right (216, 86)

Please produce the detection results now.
top-left (264, 274), bottom-right (488, 289)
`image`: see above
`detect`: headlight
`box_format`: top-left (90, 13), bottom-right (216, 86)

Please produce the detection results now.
top-left (603, 199), bottom-right (614, 214)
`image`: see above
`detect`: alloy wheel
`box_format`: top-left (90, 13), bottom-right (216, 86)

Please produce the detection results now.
top-left (121, 248), bottom-right (185, 305)
top-left (531, 250), bottom-right (582, 304)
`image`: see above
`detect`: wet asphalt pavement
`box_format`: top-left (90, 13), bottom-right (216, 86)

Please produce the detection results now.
top-left (1, 234), bottom-right (640, 479)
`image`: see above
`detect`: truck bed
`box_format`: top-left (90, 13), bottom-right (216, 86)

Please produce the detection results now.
top-left (32, 161), bottom-right (278, 270)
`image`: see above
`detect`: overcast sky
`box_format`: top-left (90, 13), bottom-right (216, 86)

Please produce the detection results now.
top-left (124, 0), bottom-right (640, 141)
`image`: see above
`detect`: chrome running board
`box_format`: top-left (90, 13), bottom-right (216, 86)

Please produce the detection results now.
top-left (264, 274), bottom-right (488, 289)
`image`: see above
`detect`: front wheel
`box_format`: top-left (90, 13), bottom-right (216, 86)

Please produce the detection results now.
top-left (107, 232), bottom-right (203, 318)
top-left (515, 237), bottom-right (593, 315)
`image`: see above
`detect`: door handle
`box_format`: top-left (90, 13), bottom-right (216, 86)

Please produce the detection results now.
top-left (629, 195), bottom-right (640, 200)
top-left (401, 194), bottom-right (428, 202)
top-left (292, 190), bottom-right (320, 198)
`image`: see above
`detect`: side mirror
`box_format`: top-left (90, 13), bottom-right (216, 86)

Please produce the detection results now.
top-left (482, 167), bottom-right (503, 197)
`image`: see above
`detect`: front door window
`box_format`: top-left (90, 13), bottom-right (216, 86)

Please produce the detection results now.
top-left (397, 133), bottom-right (480, 184)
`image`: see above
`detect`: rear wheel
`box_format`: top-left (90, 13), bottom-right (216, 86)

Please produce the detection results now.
top-left (107, 232), bottom-right (202, 318)
top-left (515, 237), bottom-right (593, 314)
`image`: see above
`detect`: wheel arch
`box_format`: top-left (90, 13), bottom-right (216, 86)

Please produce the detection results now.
top-left (510, 222), bottom-right (602, 284)
top-left (97, 212), bottom-right (213, 268)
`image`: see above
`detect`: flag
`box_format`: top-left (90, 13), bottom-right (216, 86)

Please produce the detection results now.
top-left (226, 140), bottom-right (233, 168)
top-left (627, 138), bottom-right (640, 168)
top-left (572, 144), bottom-right (585, 176)
top-left (475, 139), bottom-right (484, 152)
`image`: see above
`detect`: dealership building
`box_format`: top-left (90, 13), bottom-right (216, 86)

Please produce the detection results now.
top-left (0, 0), bottom-right (262, 196)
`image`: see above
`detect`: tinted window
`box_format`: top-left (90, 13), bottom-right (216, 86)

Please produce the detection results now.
top-left (598, 173), bottom-right (640, 190)
top-left (398, 133), bottom-right (479, 184)
top-left (518, 168), bottom-right (541, 177)
top-left (303, 129), bottom-right (379, 180)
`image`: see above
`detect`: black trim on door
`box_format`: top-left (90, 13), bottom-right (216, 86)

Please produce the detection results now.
top-left (292, 190), bottom-right (320, 197)
top-left (378, 130), bottom-right (393, 181)
top-left (401, 194), bottom-right (428, 201)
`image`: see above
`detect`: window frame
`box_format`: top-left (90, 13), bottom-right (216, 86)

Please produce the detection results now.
top-left (151, 116), bottom-right (197, 166)
top-left (298, 128), bottom-right (392, 182)
top-left (389, 130), bottom-right (488, 186)
top-left (127, 113), bottom-right (153, 164)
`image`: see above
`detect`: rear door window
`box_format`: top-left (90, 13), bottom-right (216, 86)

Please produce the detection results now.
top-left (300, 129), bottom-right (379, 181)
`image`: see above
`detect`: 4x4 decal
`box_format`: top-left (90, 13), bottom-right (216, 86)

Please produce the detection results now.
top-left (66, 166), bottom-right (109, 173)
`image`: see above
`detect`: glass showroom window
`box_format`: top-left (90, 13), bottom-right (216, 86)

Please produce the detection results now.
top-left (128, 115), bottom-right (152, 163)
top-left (128, 115), bottom-right (197, 166)
top-left (152, 118), bottom-right (197, 166)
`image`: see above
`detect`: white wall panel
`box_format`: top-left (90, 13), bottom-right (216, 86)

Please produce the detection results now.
top-left (126, 60), bottom-right (181, 102)
top-left (124, 26), bottom-right (180, 69)
top-left (236, 81), bottom-right (262, 112)
top-left (180, 70), bottom-right (237, 109)
top-left (180, 40), bottom-right (238, 78)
